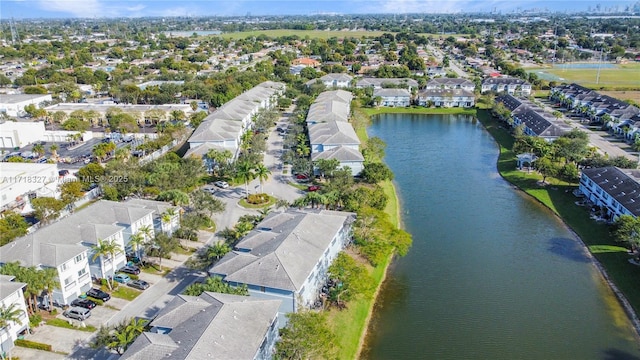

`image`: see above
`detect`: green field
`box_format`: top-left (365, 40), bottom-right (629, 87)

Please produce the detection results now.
top-left (528, 63), bottom-right (640, 90)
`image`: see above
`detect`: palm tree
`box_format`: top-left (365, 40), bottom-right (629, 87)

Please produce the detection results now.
top-left (206, 243), bottom-right (231, 263)
top-left (40, 268), bottom-right (59, 312)
top-left (49, 144), bottom-right (59, 159)
top-left (161, 208), bottom-right (177, 233)
top-left (128, 233), bottom-right (145, 262)
top-left (91, 239), bottom-right (123, 290)
top-left (275, 199), bottom-right (290, 210)
top-left (254, 163), bottom-right (271, 194)
top-left (32, 143), bottom-right (45, 157)
top-left (236, 161), bottom-right (255, 197)
top-left (0, 303), bottom-right (25, 329)
top-left (137, 225), bottom-right (154, 263)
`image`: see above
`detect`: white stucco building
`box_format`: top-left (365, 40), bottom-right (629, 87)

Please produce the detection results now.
top-left (0, 94), bottom-right (52, 117)
top-left (0, 275), bottom-right (29, 357)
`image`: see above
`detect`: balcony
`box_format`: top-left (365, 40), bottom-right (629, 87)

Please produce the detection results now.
top-left (64, 280), bottom-right (77, 292)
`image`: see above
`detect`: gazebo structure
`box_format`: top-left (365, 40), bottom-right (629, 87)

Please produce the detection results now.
top-left (516, 153), bottom-right (538, 170)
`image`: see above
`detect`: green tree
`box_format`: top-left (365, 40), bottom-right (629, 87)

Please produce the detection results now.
top-left (314, 158), bottom-right (340, 179)
top-left (128, 232), bottom-right (145, 262)
top-left (254, 163), bottom-right (271, 194)
top-left (0, 303), bottom-right (25, 329)
top-left (0, 211), bottom-right (30, 246)
top-left (32, 143), bottom-right (45, 157)
top-left (31, 197), bottom-right (66, 224)
top-left (235, 161), bottom-right (255, 197)
top-left (363, 137), bottom-right (387, 161)
top-left (149, 233), bottom-right (180, 270)
top-left (276, 311), bottom-right (337, 360)
top-left (157, 190), bottom-right (190, 207)
top-left (182, 276), bottom-right (248, 296)
top-left (60, 180), bottom-right (85, 206)
top-left (40, 267), bottom-right (59, 312)
top-left (613, 215), bottom-right (640, 252)
top-left (91, 239), bottom-right (123, 290)
top-left (360, 162), bottom-right (394, 183)
top-left (190, 190), bottom-right (226, 218)
top-left (535, 157), bottom-right (558, 184)
top-left (328, 252), bottom-right (375, 304)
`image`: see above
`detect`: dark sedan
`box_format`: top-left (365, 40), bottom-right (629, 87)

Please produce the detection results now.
top-left (127, 279), bottom-right (150, 290)
top-left (86, 288), bottom-right (111, 302)
top-left (118, 265), bottom-right (141, 275)
top-left (71, 298), bottom-right (97, 310)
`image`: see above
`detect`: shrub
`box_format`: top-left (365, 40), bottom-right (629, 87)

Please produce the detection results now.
top-left (247, 193), bottom-right (269, 204)
top-left (29, 314), bottom-right (42, 328)
top-left (15, 339), bottom-right (52, 351)
top-left (128, 274), bottom-right (139, 280)
top-left (86, 296), bottom-right (104, 306)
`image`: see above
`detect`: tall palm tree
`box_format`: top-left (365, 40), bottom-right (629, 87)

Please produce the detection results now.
top-left (32, 143), bottom-right (45, 157)
top-left (49, 144), bottom-right (59, 159)
top-left (128, 233), bottom-right (145, 262)
top-left (137, 225), bottom-right (154, 263)
top-left (40, 268), bottom-right (59, 312)
top-left (254, 163), bottom-right (271, 194)
top-left (236, 161), bottom-right (255, 197)
top-left (161, 208), bottom-right (177, 233)
top-left (91, 239), bottom-right (123, 290)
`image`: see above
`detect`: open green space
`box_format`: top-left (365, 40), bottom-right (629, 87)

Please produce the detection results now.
top-left (528, 63), bottom-right (640, 90)
top-left (110, 285), bottom-right (142, 301)
top-left (476, 109), bottom-right (640, 319)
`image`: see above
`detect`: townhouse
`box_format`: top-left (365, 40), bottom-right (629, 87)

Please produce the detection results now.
top-left (579, 167), bottom-right (640, 221)
top-left (418, 88), bottom-right (475, 108)
top-left (0, 162), bottom-right (60, 214)
top-left (355, 77), bottom-right (419, 91)
top-left (209, 209), bottom-right (356, 325)
top-left (496, 94), bottom-right (570, 141)
top-left (306, 90), bottom-right (364, 176)
top-left (306, 73), bottom-right (353, 88)
top-left (481, 77), bottom-right (532, 96)
top-left (425, 78), bottom-right (476, 92)
top-left (0, 275), bottom-right (29, 357)
top-left (0, 199), bottom-right (179, 305)
top-left (373, 88), bottom-right (412, 107)
top-left (187, 81), bottom-right (285, 161)
top-left (44, 103), bottom-right (195, 123)
top-left (121, 292), bottom-right (281, 360)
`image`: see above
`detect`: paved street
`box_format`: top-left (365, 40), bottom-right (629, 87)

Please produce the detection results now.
top-left (65, 107), bottom-right (305, 359)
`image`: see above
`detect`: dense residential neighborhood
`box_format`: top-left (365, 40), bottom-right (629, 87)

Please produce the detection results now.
top-left (1, 6), bottom-right (640, 360)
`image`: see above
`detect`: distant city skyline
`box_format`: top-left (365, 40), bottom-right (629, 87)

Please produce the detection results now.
top-left (1, 0), bottom-right (638, 19)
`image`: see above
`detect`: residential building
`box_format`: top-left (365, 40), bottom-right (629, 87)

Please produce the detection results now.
top-left (425, 78), bottom-right (476, 92)
top-left (0, 163), bottom-right (60, 214)
top-left (355, 77), bottom-right (419, 91)
top-left (0, 275), bottom-right (29, 357)
top-left (373, 88), bottom-right (412, 107)
top-left (187, 82), bottom-right (285, 161)
top-left (209, 210), bottom-right (356, 324)
top-left (0, 120), bottom-right (97, 147)
top-left (311, 146), bottom-right (365, 175)
top-left (136, 80), bottom-right (185, 91)
top-left (427, 66), bottom-right (447, 77)
top-left (579, 167), bottom-right (640, 221)
top-left (306, 100), bottom-right (351, 124)
top-left (481, 77), bottom-right (532, 96)
top-left (291, 57), bottom-right (321, 68)
top-left (0, 200), bottom-right (178, 305)
top-left (496, 94), bottom-right (570, 141)
top-left (120, 292), bottom-right (281, 360)
top-left (0, 94), bottom-right (52, 117)
top-left (306, 73), bottom-right (353, 88)
top-left (418, 89), bottom-right (475, 108)
top-left (44, 103), bottom-right (195, 124)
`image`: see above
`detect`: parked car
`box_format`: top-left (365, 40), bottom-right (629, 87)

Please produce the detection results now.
top-left (295, 174), bottom-right (310, 182)
top-left (127, 279), bottom-right (150, 290)
top-left (308, 185), bottom-right (321, 192)
top-left (214, 180), bottom-right (229, 189)
top-left (203, 187), bottom-right (217, 195)
top-left (86, 288), bottom-right (111, 302)
top-left (113, 273), bottom-right (131, 284)
top-left (71, 298), bottom-right (97, 310)
top-left (118, 265), bottom-right (141, 275)
top-left (63, 307), bottom-right (91, 320)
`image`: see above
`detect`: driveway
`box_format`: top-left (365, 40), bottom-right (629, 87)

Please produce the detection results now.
top-left (11, 347), bottom-right (67, 360)
top-left (26, 325), bottom-right (93, 354)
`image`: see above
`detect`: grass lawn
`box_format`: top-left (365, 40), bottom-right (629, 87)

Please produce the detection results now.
top-left (140, 264), bottom-right (172, 276)
top-left (528, 63), bottom-right (640, 90)
top-left (46, 318), bottom-right (97, 332)
top-left (477, 108), bottom-right (640, 318)
top-left (238, 195), bottom-right (277, 209)
top-left (325, 110), bottom-right (402, 360)
top-left (361, 106), bottom-right (477, 117)
top-left (599, 90), bottom-right (640, 104)
top-left (173, 245), bottom-right (197, 256)
top-left (110, 285), bottom-right (142, 301)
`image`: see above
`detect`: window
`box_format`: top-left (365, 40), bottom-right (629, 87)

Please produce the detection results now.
top-left (78, 268), bottom-right (86, 277)
top-left (74, 253), bottom-right (84, 263)
top-left (64, 277), bottom-right (73, 286)
top-left (60, 262), bottom-right (69, 272)
top-left (260, 286), bottom-right (265, 292)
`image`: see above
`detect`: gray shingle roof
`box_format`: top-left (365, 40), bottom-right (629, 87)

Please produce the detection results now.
top-left (210, 210), bottom-right (355, 291)
top-left (582, 167), bottom-right (640, 217)
top-left (315, 90), bottom-right (353, 104)
top-left (308, 120), bottom-right (360, 147)
top-left (0, 277), bottom-right (27, 302)
top-left (373, 88), bottom-right (411, 98)
top-left (311, 146), bottom-right (365, 162)
top-left (356, 77), bottom-right (419, 89)
top-left (121, 292), bottom-right (281, 360)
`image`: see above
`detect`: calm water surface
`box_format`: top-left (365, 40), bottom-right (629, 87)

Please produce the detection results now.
top-left (361, 114), bottom-right (640, 360)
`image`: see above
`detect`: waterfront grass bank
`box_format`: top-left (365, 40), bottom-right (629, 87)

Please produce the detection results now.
top-left (476, 108), bottom-right (640, 332)
top-left (361, 106), bottom-right (477, 117)
top-left (325, 108), bottom-right (402, 360)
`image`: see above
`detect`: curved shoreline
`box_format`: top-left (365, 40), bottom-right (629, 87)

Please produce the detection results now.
top-left (354, 180), bottom-right (403, 359)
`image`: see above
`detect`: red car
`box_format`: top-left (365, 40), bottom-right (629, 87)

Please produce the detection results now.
top-left (308, 185), bottom-right (321, 192)
top-left (295, 174), bottom-right (309, 180)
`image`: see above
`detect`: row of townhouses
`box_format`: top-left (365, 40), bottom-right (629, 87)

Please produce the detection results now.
top-left (306, 90), bottom-right (365, 176)
top-left (481, 76), bottom-right (532, 96)
top-left (0, 199), bottom-right (180, 306)
top-left (120, 208), bottom-right (356, 360)
top-left (496, 94), bottom-right (572, 141)
top-left (550, 83), bottom-right (640, 141)
top-left (579, 166), bottom-right (640, 221)
top-left (186, 81), bottom-right (286, 161)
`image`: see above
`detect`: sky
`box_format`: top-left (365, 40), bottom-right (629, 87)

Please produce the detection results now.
top-left (1, 0), bottom-right (637, 19)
